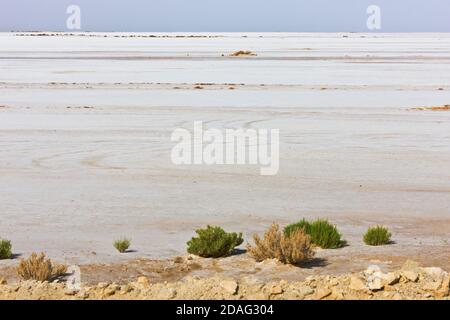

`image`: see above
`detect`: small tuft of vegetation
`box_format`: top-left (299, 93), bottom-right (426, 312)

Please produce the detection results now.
top-left (284, 219), bottom-right (344, 249)
top-left (0, 238), bottom-right (12, 260)
top-left (230, 50), bottom-right (257, 57)
top-left (113, 238), bottom-right (131, 253)
top-left (247, 223), bottom-right (314, 265)
top-left (187, 225), bottom-right (243, 258)
top-left (17, 252), bottom-right (67, 282)
top-left (363, 225), bottom-right (392, 246)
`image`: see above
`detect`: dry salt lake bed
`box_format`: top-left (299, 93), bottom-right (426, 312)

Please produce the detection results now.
top-left (0, 32), bottom-right (449, 280)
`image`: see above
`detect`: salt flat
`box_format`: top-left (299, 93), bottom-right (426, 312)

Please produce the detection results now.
top-left (0, 33), bottom-right (449, 270)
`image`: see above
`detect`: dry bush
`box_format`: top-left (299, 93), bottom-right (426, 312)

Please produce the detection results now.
top-left (247, 223), bottom-right (314, 265)
top-left (230, 50), bottom-right (257, 57)
top-left (17, 252), bottom-right (67, 282)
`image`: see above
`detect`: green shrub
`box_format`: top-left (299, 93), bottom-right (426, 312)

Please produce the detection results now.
top-left (187, 225), bottom-right (243, 258)
top-left (113, 238), bottom-right (131, 253)
top-left (284, 219), bottom-right (344, 249)
top-left (0, 239), bottom-right (12, 259)
top-left (364, 226), bottom-right (391, 246)
top-left (284, 219), bottom-right (311, 238)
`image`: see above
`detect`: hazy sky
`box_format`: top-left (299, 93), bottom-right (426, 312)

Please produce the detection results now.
top-left (1, 0), bottom-right (449, 32)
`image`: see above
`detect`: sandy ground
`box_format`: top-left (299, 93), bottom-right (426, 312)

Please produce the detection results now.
top-left (0, 33), bottom-right (449, 279)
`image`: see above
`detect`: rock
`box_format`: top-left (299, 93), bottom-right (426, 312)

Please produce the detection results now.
top-left (0, 278), bottom-right (7, 285)
top-left (435, 276), bottom-right (450, 298)
top-left (136, 276), bottom-right (150, 287)
top-left (64, 289), bottom-right (78, 296)
top-left (422, 267), bottom-right (446, 279)
top-left (158, 288), bottom-right (177, 299)
top-left (220, 280), bottom-right (238, 295)
top-left (329, 278), bottom-right (339, 287)
top-left (442, 276), bottom-right (450, 291)
top-left (242, 276), bottom-right (264, 290)
top-left (173, 256), bottom-right (184, 263)
top-left (364, 265), bottom-right (381, 275)
top-left (104, 285), bottom-right (118, 296)
top-left (269, 284), bottom-right (284, 295)
top-left (401, 260), bottom-right (420, 271)
top-left (382, 292), bottom-right (393, 299)
top-left (422, 280), bottom-right (442, 292)
top-left (76, 291), bottom-right (89, 299)
top-left (392, 293), bottom-right (403, 300)
top-left (367, 277), bottom-right (384, 291)
top-left (402, 270), bottom-right (419, 282)
top-left (381, 272), bottom-right (400, 286)
top-left (315, 287), bottom-right (332, 300)
top-left (435, 291), bottom-right (449, 298)
top-left (298, 286), bottom-right (314, 296)
top-left (97, 282), bottom-right (109, 289)
top-left (331, 288), bottom-right (345, 300)
top-left (349, 276), bottom-right (367, 291)
top-left (259, 259), bottom-right (281, 268)
top-left (120, 284), bottom-right (133, 294)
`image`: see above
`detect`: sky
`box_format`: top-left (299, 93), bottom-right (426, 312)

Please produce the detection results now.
top-left (1, 0), bottom-right (449, 32)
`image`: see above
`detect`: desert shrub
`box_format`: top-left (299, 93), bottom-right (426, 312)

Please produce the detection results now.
top-left (187, 225), bottom-right (243, 258)
top-left (284, 219), bottom-right (311, 238)
top-left (284, 219), bottom-right (344, 249)
top-left (230, 50), bottom-right (257, 57)
top-left (363, 225), bottom-right (392, 246)
top-left (247, 223), bottom-right (314, 265)
top-left (0, 239), bottom-right (12, 260)
top-left (113, 238), bottom-right (131, 253)
top-left (17, 252), bottom-right (67, 282)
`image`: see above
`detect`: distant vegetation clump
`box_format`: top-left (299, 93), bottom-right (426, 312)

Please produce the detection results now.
top-left (187, 226), bottom-right (243, 258)
top-left (17, 252), bottom-right (67, 282)
top-left (230, 50), bottom-right (257, 57)
top-left (363, 226), bottom-right (392, 246)
top-left (247, 223), bottom-right (314, 265)
top-left (0, 238), bottom-right (12, 260)
top-left (113, 238), bottom-right (131, 253)
top-left (284, 219), bottom-right (344, 249)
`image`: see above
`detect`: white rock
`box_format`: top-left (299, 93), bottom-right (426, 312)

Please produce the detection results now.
top-left (422, 267), bottom-right (446, 279)
top-left (220, 279), bottom-right (238, 295)
top-left (364, 265), bottom-right (381, 275)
